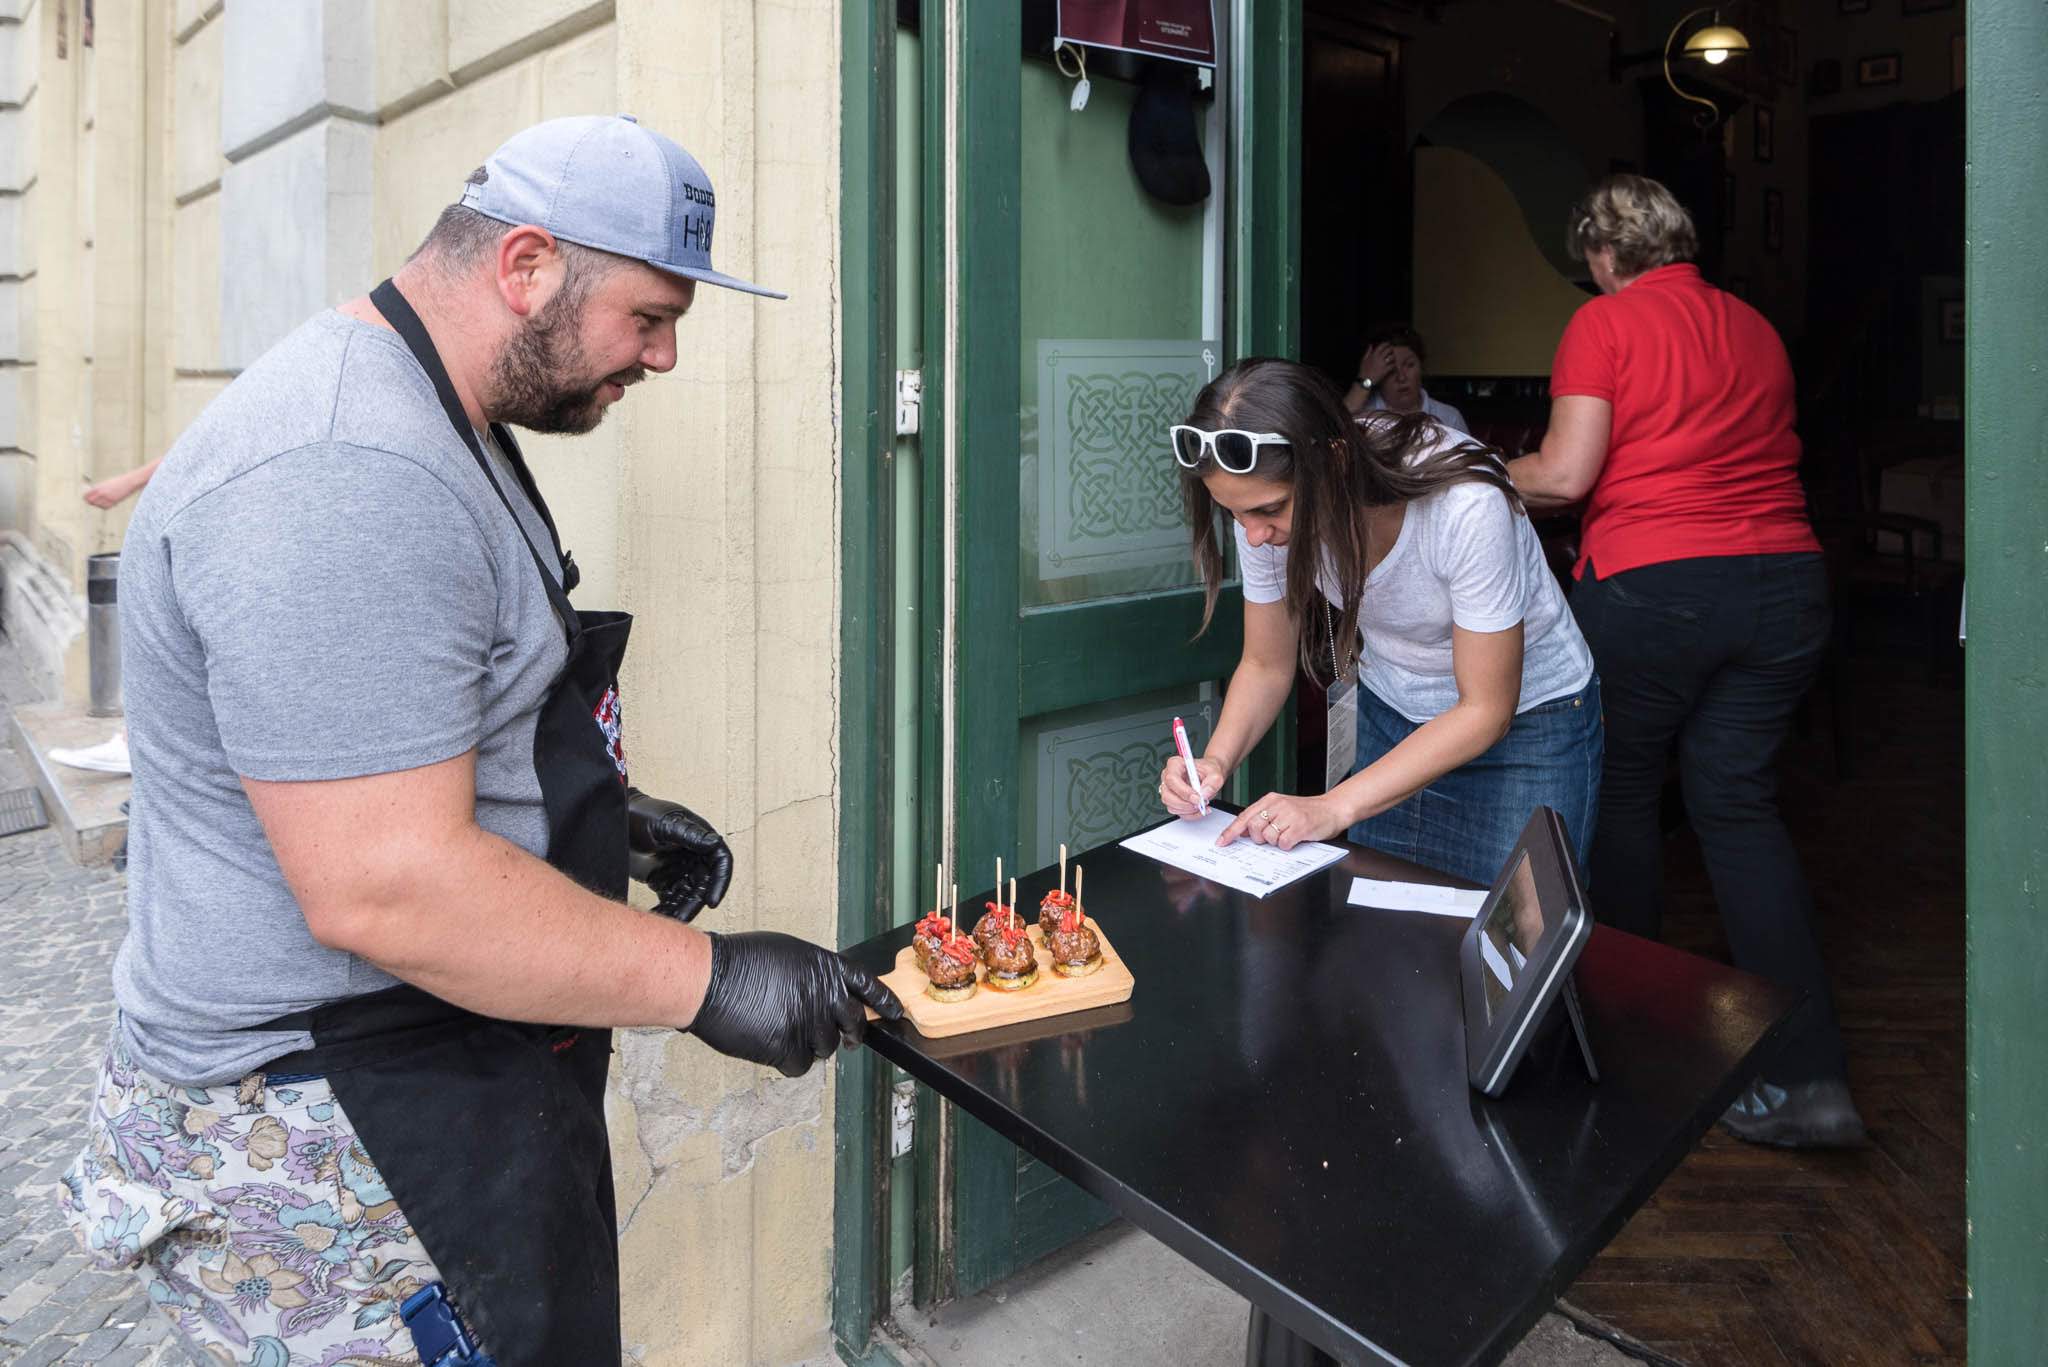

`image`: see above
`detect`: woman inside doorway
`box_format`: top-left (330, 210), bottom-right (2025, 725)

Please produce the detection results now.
top-left (1508, 174), bottom-right (1863, 1149)
top-left (1156, 358), bottom-right (1600, 888)
top-left (1342, 323), bottom-right (1471, 434)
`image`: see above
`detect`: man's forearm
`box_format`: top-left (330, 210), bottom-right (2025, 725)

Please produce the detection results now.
top-left (320, 823), bottom-right (713, 1029)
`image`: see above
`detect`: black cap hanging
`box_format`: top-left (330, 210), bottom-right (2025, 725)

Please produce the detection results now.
top-left (1128, 62), bottom-right (1211, 207)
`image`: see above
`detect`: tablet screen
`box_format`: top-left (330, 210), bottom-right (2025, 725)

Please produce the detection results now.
top-left (1477, 851), bottom-right (1544, 1020)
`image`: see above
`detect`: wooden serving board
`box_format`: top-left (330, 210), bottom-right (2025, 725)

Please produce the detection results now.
top-left (869, 919), bottom-right (1135, 1040)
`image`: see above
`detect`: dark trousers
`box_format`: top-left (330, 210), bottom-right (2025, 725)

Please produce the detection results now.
top-left (1572, 553), bottom-right (1848, 1084)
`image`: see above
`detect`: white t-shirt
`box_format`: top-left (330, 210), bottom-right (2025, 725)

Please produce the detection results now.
top-left (1234, 467), bottom-right (1594, 725)
top-left (1367, 386), bottom-right (1470, 436)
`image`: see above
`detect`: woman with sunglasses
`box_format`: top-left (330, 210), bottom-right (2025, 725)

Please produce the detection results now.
top-left (1157, 358), bottom-right (1601, 886)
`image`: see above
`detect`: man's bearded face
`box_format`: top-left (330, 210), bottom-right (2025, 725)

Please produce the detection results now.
top-left (487, 283), bottom-right (645, 435)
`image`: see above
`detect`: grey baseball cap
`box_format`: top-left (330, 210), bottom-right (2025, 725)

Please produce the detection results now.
top-left (460, 113), bottom-right (786, 300)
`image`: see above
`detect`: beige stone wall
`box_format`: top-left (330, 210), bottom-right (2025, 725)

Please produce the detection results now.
top-left (168, 0), bottom-right (229, 483)
top-left (22, 0), bottom-right (88, 588)
top-left (604, 3), bottom-right (846, 1362)
top-left (0, 3), bottom-right (39, 533)
top-left (5, 1), bottom-right (848, 1362)
top-left (381, 6), bottom-right (850, 1361)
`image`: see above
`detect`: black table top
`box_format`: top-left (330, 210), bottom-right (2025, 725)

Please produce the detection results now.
top-left (845, 822), bottom-right (1801, 1367)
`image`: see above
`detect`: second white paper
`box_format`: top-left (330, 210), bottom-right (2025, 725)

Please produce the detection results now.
top-left (1346, 877), bottom-right (1487, 918)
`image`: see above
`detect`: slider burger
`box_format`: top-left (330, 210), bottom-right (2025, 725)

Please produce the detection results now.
top-left (972, 899), bottom-right (1014, 962)
top-left (911, 911), bottom-right (952, 972)
top-left (984, 921), bottom-right (1039, 992)
top-left (925, 929), bottom-right (981, 1002)
top-left (1038, 887), bottom-right (1076, 938)
top-left (1046, 907), bottom-right (1103, 979)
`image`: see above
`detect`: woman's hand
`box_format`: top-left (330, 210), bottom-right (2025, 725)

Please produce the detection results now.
top-left (1218, 791), bottom-right (1349, 851)
top-left (1355, 342), bottom-right (1397, 389)
top-left (83, 472), bottom-right (141, 509)
top-left (1158, 754), bottom-right (1227, 818)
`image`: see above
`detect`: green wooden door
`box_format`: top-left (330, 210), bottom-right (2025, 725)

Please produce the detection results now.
top-left (1964, 2), bottom-right (2048, 1359)
top-left (919, 0), bottom-right (1302, 1303)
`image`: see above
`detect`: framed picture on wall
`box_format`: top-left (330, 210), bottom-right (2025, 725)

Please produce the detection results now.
top-left (1858, 52), bottom-right (1903, 85)
top-left (1754, 106), bottom-right (1775, 163)
top-left (1776, 27), bottom-right (1798, 86)
top-left (1902, 0), bottom-right (1956, 14)
top-left (1763, 189), bottom-right (1784, 254)
top-left (1940, 299), bottom-right (1964, 342)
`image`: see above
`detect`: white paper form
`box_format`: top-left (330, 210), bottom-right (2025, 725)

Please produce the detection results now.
top-left (1119, 809), bottom-right (1347, 898)
top-left (1346, 877), bottom-right (1487, 918)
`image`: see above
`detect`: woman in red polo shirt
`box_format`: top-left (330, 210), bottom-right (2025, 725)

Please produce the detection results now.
top-left (1509, 175), bottom-right (1863, 1149)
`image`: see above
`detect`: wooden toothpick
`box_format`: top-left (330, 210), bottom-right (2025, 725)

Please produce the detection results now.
top-left (1009, 876), bottom-right (1018, 931)
top-left (1060, 843), bottom-right (1068, 897)
top-left (996, 856), bottom-right (1003, 914)
top-left (1075, 865), bottom-right (1084, 923)
top-left (950, 883), bottom-right (958, 936)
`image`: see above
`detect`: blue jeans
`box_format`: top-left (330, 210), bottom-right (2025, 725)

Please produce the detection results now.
top-left (1346, 677), bottom-right (1604, 888)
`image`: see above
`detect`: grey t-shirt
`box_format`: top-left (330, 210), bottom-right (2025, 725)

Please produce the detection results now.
top-left (113, 310), bottom-right (571, 1085)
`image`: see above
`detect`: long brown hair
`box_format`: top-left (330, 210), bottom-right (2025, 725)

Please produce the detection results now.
top-left (1179, 357), bottom-right (1524, 679)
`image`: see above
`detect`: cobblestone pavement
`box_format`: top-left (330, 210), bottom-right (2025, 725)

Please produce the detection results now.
top-left (0, 642), bottom-right (192, 1366)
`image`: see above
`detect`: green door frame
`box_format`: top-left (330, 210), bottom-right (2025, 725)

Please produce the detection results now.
top-left (835, 0), bottom-right (1303, 1352)
top-left (832, 1), bottom-right (902, 1361)
top-left (925, 0), bottom-right (1309, 1307)
top-left (1963, 2), bottom-right (2048, 1360)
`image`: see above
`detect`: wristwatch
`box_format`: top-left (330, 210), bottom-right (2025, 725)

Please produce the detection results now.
top-left (1354, 375), bottom-right (1376, 394)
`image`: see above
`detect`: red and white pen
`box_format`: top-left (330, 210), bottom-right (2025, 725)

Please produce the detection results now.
top-left (1171, 716), bottom-right (1207, 817)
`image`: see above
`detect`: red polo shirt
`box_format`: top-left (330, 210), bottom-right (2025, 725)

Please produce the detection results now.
top-left (1550, 263), bottom-right (1819, 578)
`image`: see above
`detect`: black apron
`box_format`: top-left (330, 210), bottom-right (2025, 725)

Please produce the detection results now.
top-left (255, 280), bottom-right (634, 1365)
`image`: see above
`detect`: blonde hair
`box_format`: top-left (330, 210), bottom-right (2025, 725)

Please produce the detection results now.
top-left (1567, 174), bottom-right (1698, 277)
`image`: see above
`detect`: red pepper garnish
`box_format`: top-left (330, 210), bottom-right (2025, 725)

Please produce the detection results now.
top-left (997, 923), bottom-right (1029, 950)
top-left (1060, 907), bottom-right (1084, 935)
top-left (1041, 890), bottom-right (1075, 909)
top-left (940, 933), bottom-right (978, 964)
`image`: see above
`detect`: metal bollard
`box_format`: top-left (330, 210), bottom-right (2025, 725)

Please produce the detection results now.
top-left (86, 552), bottom-right (122, 718)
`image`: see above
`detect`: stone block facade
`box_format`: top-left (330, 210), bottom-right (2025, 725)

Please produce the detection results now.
top-left (0, 2), bottom-right (849, 1362)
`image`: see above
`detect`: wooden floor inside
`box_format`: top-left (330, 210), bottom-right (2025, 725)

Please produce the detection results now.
top-left (1565, 638), bottom-right (1967, 1365)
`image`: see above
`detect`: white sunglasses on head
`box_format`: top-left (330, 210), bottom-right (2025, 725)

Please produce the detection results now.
top-left (1169, 425), bottom-right (1291, 475)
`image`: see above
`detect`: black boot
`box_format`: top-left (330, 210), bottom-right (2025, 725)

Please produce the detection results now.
top-left (1721, 1077), bottom-right (1868, 1148)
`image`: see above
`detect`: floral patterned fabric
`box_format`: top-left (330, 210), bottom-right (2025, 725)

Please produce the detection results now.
top-left (60, 1033), bottom-right (441, 1366)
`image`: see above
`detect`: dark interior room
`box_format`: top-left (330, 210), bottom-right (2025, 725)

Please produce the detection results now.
top-left (1292, 2), bottom-right (1965, 1360)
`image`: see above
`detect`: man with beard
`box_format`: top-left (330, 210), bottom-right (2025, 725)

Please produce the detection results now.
top-left (59, 116), bottom-right (900, 1367)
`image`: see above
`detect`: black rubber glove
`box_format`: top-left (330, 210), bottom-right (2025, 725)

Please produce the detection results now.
top-left (687, 931), bottom-right (905, 1077)
top-left (627, 788), bottom-right (734, 922)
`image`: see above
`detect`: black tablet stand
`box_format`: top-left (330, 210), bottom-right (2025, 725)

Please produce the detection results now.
top-left (1559, 971), bottom-right (1600, 1083)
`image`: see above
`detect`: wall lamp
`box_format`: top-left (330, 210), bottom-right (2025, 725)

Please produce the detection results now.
top-left (1611, 7), bottom-right (1753, 125)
